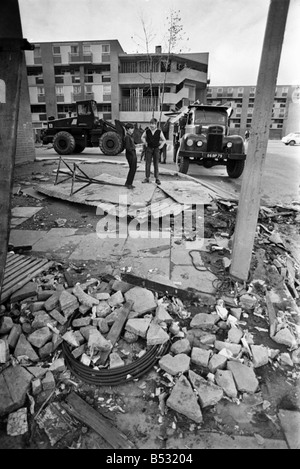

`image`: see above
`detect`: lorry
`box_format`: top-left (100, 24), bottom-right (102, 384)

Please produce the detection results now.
top-left (41, 99), bottom-right (125, 156)
top-left (173, 103), bottom-right (246, 178)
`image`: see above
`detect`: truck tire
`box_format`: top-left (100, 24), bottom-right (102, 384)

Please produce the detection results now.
top-left (53, 131), bottom-right (76, 155)
top-left (177, 154), bottom-right (189, 174)
top-left (226, 160), bottom-right (245, 178)
top-left (99, 131), bottom-right (123, 156)
top-left (73, 144), bottom-right (85, 153)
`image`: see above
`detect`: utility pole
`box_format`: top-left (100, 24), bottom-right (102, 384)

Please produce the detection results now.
top-left (230, 0), bottom-right (290, 282)
top-left (0, 0), bottom-right (33, 297)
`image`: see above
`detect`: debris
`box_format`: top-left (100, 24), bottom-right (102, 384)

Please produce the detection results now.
top-left (7, 407), bottom-right (28, 436)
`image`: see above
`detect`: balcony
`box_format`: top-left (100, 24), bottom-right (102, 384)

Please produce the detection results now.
top-left (68, 52), bottom-right (93, 64)
top-left (56, 95), bottom-right (65, 102)
top-left (53, 56), bottom-right (62, 64)
top-left (121, 97), bottom-right (159, 112)
top-left (37, 95), bottom-right (45, 103)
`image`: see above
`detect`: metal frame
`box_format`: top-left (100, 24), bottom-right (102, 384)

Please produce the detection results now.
top-left (54, 156), bottom-right (124, 195)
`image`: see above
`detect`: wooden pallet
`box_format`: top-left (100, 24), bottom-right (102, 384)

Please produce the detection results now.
top-left (0, 252), bottom-right (54, 304)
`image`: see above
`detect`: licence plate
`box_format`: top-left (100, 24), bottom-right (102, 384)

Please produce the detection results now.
top-left (206, 153), bottom-right (222, 158)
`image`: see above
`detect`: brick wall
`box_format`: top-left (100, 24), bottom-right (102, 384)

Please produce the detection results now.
top-left (15, 55), bottom-right (35, 165)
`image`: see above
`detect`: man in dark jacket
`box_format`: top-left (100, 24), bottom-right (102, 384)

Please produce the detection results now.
top-left (141, 118), bottom-right (166, 185)
top-left (124, 123), bottom-right (137, 189)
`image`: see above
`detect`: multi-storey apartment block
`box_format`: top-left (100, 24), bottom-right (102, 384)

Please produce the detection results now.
top-left (24, 40), bottom-right (208, 140)
top-left (206, 85), bottom-right (300, 139)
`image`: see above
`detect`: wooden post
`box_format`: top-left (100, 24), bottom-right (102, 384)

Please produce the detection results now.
top-left (0, 0), bottom-right (33, 297)
top-left (230, 0), bottom-right (290, 282)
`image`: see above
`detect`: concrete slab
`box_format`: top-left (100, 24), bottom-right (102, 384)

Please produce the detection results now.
top-left (166, 432), bottom-right (288, 449)
top-left (11, 207), bottom-right (43, 218)
top-left (278, 409), bottom-right (300, 449)
top-left (159, 180), bottom-right (214, 205)
top-left (69, 232), bottom-right (127, 261)
top-left (32, 228), bottom-right (84, 257)
top-left (9, 229), bottom-right (47, 247)
top-left (10, 218), bottom-right (28, 227)
top-left (170, 265), bottom-right (217, 294)
top-left (123, 231), bottom-right (171, 258)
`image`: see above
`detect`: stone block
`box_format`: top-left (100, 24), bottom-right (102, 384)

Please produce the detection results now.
top-left (215, 369), bottom-right (237, 398)
top-left (79, 326), bottom-right (97, 341)
top-left (94, 292), bottom-right (110, 301)
top-left (49, 309), bottom-right (67, 326)
top-left (80, 354), bottom-right (91, 366)
top-left (189, 370), bottom-right (223, 408)
top-left (62, 330), bottom-right (82, 348)
top-left (7, 324), bottom-right (22, 349)
top-left (42, 371), bottom-right (55, 391)
top-left (155, 305), bottom-right (173, 324)
top-left (44, 291), bottom-right (62, 312)
top-left (170, 338), bottom-right (191, 355)
top-left (0, 365), bottom-right (33, 416)
top-left (59, 290), bottom-right (79, 318)
top-left (0, 316), bottom-right (14, 335)
top-left (158, 353), bottom-right (190, 375)
top-left (250, 345), bottom-right (269, 368)
top-left (228, 327), bottom-right (243, 344)
top-left (14, 334), bottom-right (39, 362)
top-left (93, 301), bottom-right (111, 318)
top-left (37, 290), bottom-right (54, 301)
top-left (230, 308), bottom-right (242, 320)
top-left (125, 287), bottom-right (157, 316)
top-left (214, 340), bottom-right (241, 357)
top-left (190, 313), bottom-right (219, 330)
top-left (111, 280), bottom-right (132, 293)
top-left (273, 328), bottom-right (297, 348)
top-left (27, 327), bottom-right (53, 349)
top-left (0, 339), bottom-right (10, 363)
top-left (72, 344), bottom-right (86, 359)
top-left (191, 347), bottom-right (211, 368)
top-left (109, 352), bottom-right (125, 369)
top-left (146, 322), bottom-right (170, 346)
top-left (39, 342), bottom-right (54, 359)
top-left (208, 353), bottom-right (227, 373)
top-left (227, 361), bottom-right (259, 394)
top-left (72, 317), bottom-right (91, 328)
top-left (88, 329), bottom-right (112, 352)
top-left (31, 312), bottom-right (57, 330)
top-left (29, 302), bottom-right (45, 313)
top-left (166, 374), bottom-right (202, 424)
top-left (125, 317), bottom-right (152, 338)
top-left (7, 407), bottom-right (28, 436)
top-left (107, 290), bottom-right (124, 307)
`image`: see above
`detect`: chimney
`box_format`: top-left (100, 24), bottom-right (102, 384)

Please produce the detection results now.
top-left (155, 45), bottom-right (162, 54)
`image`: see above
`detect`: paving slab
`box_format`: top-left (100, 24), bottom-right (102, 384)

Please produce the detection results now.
top-left (32, 228), bottom-right (84, 257)
top-left (278, 409), bottom-right (300, 449)
top-left (11, 207), bottom-right (43, 218)
top-left (69, 232), bottom-right (127, 261)
top-left (170, 265), bottom-right (217, 295)
top-left (10, 218), bottom-right (28, 227)
top-left (118, 256), bottom-right (170, 280)
top-left (9, 229), bottom-right (47, 247)
top-left (166, 432), bottom-right (288, 449)
top-left (123, 231), bottom-right (171, 258)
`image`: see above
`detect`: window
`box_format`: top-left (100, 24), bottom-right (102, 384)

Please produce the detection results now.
top-left (250, 87), bottom-right (256, 95)
top-left (102, 44), bottom-right (110, 53)
top-left (227, 88), bottom-right (233, 94)
top-left (72, 76), bottom-right (81, 83)
top-left (85, 85), bottom-right (93, 93)
top-left (37, 87), bottom-right (45, 95)
top-left (71, 45), bottom-right (79, 55)
top-left (73, 85), bottom-right (81, 94)
top-left (34, 46), bottom-right (41, 58)
top-left (103, 85), bottom-right (111, 95)
top-left (83, 45), bottom-right (90, 54)
top-left (56, 86), bottom-right (63, 95)
top-left (217, 88), bottom-right (223, 93)
top-left (53, 46), bottom-right (61, 55)
top-left (102, 75), bottom-right (110, 82)
top-left (238, 87), bottom-right (244, 96)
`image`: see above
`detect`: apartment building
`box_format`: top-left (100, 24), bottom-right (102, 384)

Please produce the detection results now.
top-left (206, 85), bottom-right (300, 138)
top-left (24, 40), bottom-right (208, 140)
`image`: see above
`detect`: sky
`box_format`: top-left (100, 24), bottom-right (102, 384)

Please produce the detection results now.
top-left (18, 0), bottom-right (300, 86)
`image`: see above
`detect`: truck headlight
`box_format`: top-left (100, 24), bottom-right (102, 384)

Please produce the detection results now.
top-left (186, 139), bottom-right (193, 147)
top-left (196, 140), bottom-right (203, 147)
top-left (227, 142), bottom-right (233, 148)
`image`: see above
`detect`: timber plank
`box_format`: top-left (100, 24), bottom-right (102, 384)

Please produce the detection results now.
top-left (2, 258), bottom-right (47, 290)
top-left (98, 301), bottom-right (133, 365)
top-left (0, 261), bottom-right (54, 304)
top-left (5, 254), bottom-right (27, 269)
top-left (63, 392), bottom-right (135, 449)
top-left (4, 257), bottom-right (34, 277)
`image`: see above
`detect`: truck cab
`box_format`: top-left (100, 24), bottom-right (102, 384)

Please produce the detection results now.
top-left (175, 104), bottom-right (246, 178)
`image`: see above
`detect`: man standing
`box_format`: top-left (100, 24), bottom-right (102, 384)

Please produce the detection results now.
top-left (124, 123), bottom-right (137, 189)
top-left (141, 118), bottom-right (166, 185)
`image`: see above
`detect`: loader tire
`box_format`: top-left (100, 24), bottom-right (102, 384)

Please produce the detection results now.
top-left (53, 131), bottom-right (76, 155)
top-left (99, 131), bottom-right (123, 156)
